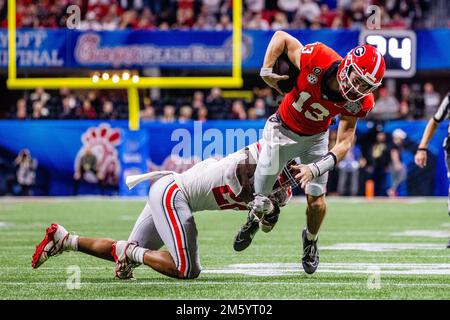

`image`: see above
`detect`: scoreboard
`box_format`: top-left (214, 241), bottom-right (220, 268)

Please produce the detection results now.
top-left (359, 30), bottom-right (417, 78)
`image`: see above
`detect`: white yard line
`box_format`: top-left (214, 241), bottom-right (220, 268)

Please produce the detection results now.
top-left (0, 222), bottom-right (13, 228)
top-left (202, 262), bottom-right (450, 276)
top-left (3, 263), bottom-right (450, 276)
top-left (391, 230), bottom-right (450, 238)
top-left (321, 243), bottom-right (448, 251)
top-left (0, 281), bottom-right (448, 288)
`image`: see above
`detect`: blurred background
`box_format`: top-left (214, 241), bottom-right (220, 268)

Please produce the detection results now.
top-left (0, 0), bottom-right (449, 197)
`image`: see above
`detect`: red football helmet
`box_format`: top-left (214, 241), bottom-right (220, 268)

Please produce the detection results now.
top-left (337, 44), bottom-right (385, 102)
top-left (270, 160), bottom-right (297, 207)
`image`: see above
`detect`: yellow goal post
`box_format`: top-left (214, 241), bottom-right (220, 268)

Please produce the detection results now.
top-left (6, 0), bottom-right (243, 130)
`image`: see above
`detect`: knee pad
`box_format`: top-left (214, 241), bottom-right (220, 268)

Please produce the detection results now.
top-left (305, 182), bottom-right (325, 197)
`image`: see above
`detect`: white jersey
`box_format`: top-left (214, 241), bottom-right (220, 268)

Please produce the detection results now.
top-left (126, 143), bottom-right (260, 212)
top-left (173, 143), bottom-right (260, 212)
top-left (126, 142), bottom-right (293, 213)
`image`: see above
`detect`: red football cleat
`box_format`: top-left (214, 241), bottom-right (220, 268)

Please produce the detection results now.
top-left (32, 224), bottom-right (69, 269)
top-left (111, 240), bottom-right (140, 280)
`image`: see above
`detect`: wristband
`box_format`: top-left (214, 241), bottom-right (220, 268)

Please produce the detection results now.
top-left (260, 67), bottom-right (273, 76)
top-left (307, 152), bottom-right (337, 178)
top-left (417, 148), bottom-right (427, 152)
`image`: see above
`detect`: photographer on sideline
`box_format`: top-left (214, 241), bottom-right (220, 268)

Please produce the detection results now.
top-left (14, 149), bottom-right (38, 196)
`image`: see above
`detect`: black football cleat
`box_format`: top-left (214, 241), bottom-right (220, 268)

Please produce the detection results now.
top-left (259, 204), bottom-right (280, 233)
top-left (233, 213), bottom-right (259, 252)
top-left (447, 239), bottom-right (450, 249)
top-left (301, 228), bottom-right (319, 274)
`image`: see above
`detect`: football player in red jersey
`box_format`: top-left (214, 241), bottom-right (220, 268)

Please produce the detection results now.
top-left (248, 31), bottom-right (385, 274)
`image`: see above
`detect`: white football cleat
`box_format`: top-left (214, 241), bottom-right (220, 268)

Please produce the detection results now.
top-left (32, 224), bottom-right (69, 269)
top-left (111, 240), bottom-right (141, 280)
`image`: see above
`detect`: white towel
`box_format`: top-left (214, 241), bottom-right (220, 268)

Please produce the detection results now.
top-left (125, 171), bottom-right (173, 190)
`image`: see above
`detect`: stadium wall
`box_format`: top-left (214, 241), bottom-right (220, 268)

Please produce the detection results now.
top-left (0, 120), bottom-right (448, 196)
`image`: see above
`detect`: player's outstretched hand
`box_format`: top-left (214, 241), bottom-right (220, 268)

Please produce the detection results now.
top-left (292, 164), bottom-right (314, 189)
top-left (414, 150), bottom-right (427, 168)
top-left (261, 73), bottom-right (289, 96)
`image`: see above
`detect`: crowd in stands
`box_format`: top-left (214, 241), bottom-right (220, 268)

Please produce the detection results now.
top-left (7, 86), bottom-right (273, 121)
top-left (0, 0), bottom-right (434, 30)
top-left (367, 82), bottom-right (443, 121)
top-left (5, 80), bottom-right (444, 123)
top-left (326, 126), bottom-right (412, 197)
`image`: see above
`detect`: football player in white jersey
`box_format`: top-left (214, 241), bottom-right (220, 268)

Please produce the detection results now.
top-left (31, 142), bottom-right (296, 279)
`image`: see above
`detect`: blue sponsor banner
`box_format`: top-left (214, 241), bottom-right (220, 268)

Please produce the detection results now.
top-left (1, 28), bottom-right (449, 70)
top-left (0, 119), bottom-right (448, 196)
top-left (119, 129), bottom-right (150, 196)
top-left (0, 120), bottom-right (126, 195)
top-left (0, 29), bottom-right (68, 68)
top-left (67, 30), bottom-right (235, 69)
top-left (245, 29), bottom-right (358, 68)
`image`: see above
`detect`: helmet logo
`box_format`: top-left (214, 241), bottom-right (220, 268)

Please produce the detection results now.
top-left (354, 46), bottom-right (366, 57)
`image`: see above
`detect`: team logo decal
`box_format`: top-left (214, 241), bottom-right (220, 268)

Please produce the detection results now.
top-left (313, 67), bottom-right (322, 75)
top-left (74, 123), bottom-right (121, 185)
top-left (354, 46), bottom-right (366, 57)
top-left (343, 101), bottom-right (362, 115)
top-left (307, 74), bottom-right (318, 85)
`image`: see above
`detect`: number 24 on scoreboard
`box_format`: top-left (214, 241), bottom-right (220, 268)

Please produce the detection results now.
top-left (359, 30), bottom-right (417, 78)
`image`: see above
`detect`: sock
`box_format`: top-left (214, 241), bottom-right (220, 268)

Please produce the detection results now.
top-left (126, 245), bottom-right (147, 264)
top-left (306, 229), bottom-right (318, 241)
top-left (64, 234), bottom-right (79, 251)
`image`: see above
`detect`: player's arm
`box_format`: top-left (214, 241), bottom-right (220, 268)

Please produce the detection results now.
top-left (236, 162), bottom-right (255, 204)
top-left (415, 93), bottom-right (449, 168)
top-left (329, 115), bottom-right (357, 162)
top-left (262, 31), bottom-right (303, 70)
top-left (260, 31), bottom-right (303, 95)
top-left (414, 118), bottom-right (439, 168)
top-left (293, 115), bottom-right (358, 188)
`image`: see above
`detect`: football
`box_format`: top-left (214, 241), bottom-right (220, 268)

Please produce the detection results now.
top-left (272, 52), bottom-right (299, 93)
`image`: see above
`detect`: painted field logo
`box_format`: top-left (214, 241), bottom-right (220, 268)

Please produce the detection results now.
top-left (74, 123), bottom-right (121, 185)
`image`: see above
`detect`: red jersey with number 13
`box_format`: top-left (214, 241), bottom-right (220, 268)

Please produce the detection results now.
top-left (278, 42), bottom-right (374, 135)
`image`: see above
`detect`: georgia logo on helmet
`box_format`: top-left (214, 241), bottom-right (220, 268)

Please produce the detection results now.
top-left (337, 44), bottom-right (385, 102)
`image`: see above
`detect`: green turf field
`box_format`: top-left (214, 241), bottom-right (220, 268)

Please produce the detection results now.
top-left (0, 197), bottom-right (449, 299)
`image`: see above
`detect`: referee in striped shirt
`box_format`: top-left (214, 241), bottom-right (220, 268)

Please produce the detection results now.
top-left (415, 92), bottom-right (450, 248)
